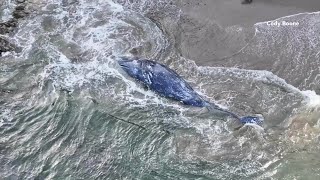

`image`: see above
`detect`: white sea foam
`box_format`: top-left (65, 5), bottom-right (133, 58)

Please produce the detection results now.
top-left (0, 0), bottom-right (15, 21)
top-left (107, 0), bottom-right (124, 12)
top-left (301, 90), bottom-right (320, 107)
top-left (0, 109), bottom-right (13, 127)
top-left (255, 11), bottom-right (320, 27)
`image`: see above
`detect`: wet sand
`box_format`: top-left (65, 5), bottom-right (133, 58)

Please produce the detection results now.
top-left (174, 0), bottom-right (320, 65)
top-left (178, 0), bottom-right (320, 27)
top-left (173, 0), bottom-right (320, 93)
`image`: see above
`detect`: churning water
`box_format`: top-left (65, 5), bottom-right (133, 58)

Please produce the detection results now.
top-left (0, 0), bottom-right (320, 179)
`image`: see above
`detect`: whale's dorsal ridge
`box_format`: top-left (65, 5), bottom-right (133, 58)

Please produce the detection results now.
top-left (118, 57), bottom-right (263, 126)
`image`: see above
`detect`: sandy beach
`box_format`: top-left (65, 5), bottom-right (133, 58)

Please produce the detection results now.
top-left (175, 0), bottom-right (320, 66)
top-left (173, 0), bottom-right (320, 93)
top-left (178, 0), bottom-right (320, 27)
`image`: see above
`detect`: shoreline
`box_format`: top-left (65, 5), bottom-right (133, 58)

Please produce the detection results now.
top-left (174, 0), bottom-right (320, 93)
top-left (174, 0), bottom-right (320, 66)
top-left (254, 11), bottom-right (320, 26)
top-left (177, 0), bottom-right (320, 28)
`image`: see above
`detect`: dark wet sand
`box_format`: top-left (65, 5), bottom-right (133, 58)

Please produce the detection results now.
top-left (178, 0), bottom-right (320, 27)
top-left (175, 0), bottom-right (320, 65)
top-left (173, 0), bottom-right (320, 93)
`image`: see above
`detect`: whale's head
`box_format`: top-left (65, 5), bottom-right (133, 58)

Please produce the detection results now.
top-left (118, 57), bottom-right (145, 80)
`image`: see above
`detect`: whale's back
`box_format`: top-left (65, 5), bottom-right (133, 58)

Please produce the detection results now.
top-left (143, 60), bottom-right (206, 107)
top-left (121, 59), bottom-right (207, 107)
top-left (119, 58), bottom-right (263, 126)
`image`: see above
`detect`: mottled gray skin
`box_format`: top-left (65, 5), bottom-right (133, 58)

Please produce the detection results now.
top-left (118, 57), bottom-right (263, 125)
top-left (118, 57), bottom-right (208, 107)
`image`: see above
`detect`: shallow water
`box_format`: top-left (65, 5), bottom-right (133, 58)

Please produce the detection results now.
top-left (0, 0), bottom-right (320, 179)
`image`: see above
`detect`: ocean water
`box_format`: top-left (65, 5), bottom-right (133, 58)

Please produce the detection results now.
top-left (0, 0), bottom-right (320, 179)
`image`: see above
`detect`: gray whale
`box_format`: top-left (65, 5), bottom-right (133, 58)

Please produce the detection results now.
top-left (118, 57), bottom-right (262, 125)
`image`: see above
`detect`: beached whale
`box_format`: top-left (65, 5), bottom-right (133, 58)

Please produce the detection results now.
top-left (118, 57), bottom-right (262, 125)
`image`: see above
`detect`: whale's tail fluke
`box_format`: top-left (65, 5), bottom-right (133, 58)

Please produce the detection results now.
top-left (205, 102), bottom-right (263, 126)
top-left (239, 115), bottom-right (264, 126)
